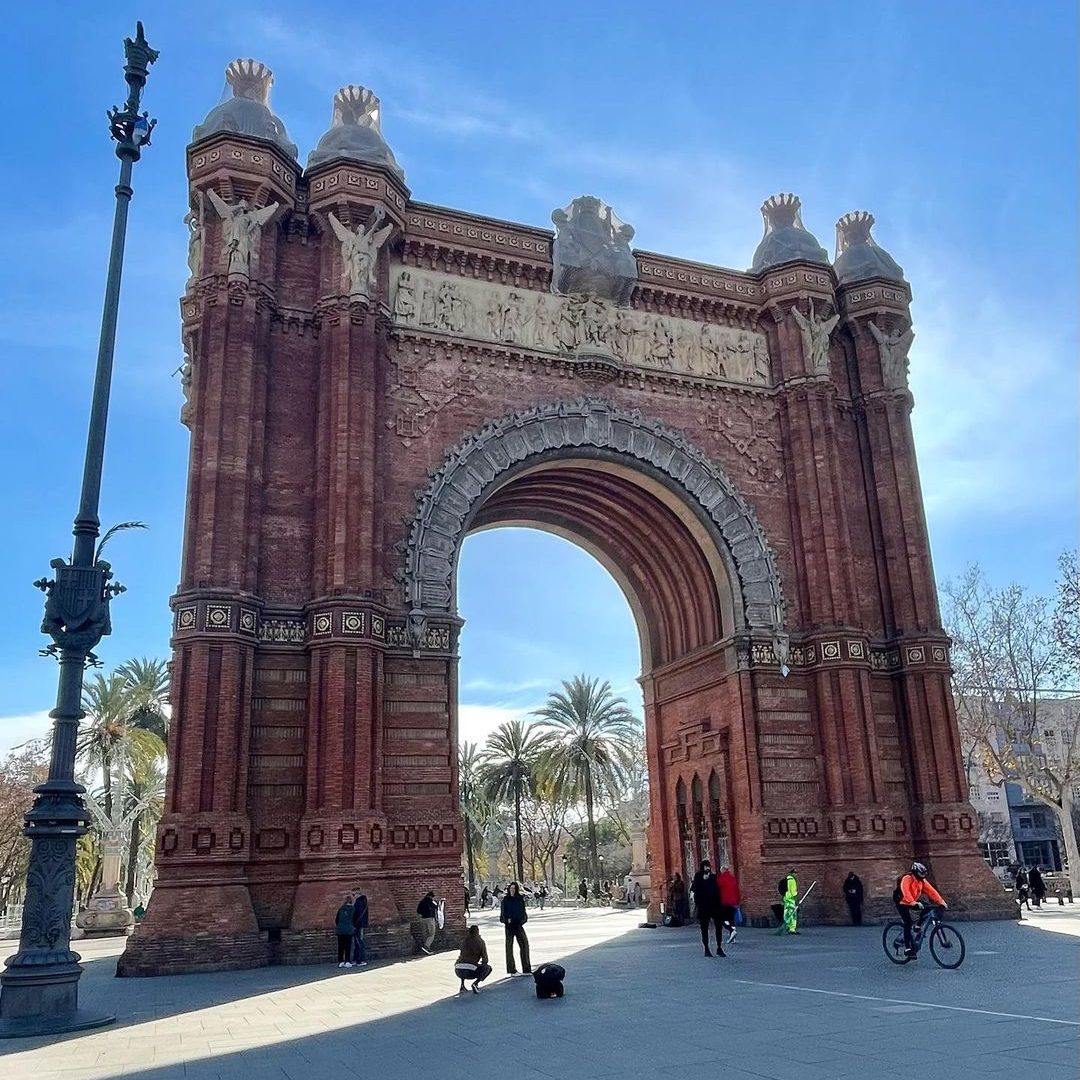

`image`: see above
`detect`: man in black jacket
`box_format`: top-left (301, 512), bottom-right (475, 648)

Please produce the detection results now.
top-left (843, 872), bottom-right (864, 925)
top-left (352, 891), bottom-right (370, 965)
top-left (500, 881), bottom-right (532, 975)
top-left (417, 890), bottom-right (439, 954)
top-left (690, 860), bottom-right (726, 957)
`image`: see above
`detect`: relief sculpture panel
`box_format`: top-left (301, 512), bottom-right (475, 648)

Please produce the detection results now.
top-left (391, 268), bottom-right (771, 387)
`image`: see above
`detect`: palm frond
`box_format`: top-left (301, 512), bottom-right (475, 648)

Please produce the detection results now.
top-left (94, 520), bottom-right (147, 562)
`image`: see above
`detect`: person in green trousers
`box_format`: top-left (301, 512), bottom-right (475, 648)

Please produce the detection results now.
top-left (779, 870), bottom-right (799, 935)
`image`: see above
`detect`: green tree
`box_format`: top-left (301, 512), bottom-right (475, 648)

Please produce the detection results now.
top-left (534, 675), bottom-right (640, 881)
top-left (118, 657), bottom-right (170, 741)
top-left (479, 720), bottom-right (548, 882)
top-left (458, 741), bottom-right (488, 891)
top-left (78, 672), bottom-right (132, 819)
top-left (122, 729), bottom-right (167, 905)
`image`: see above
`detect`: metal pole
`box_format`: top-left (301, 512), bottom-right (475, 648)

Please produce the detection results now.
top-left (0, 23), bottom-right (157, 1039)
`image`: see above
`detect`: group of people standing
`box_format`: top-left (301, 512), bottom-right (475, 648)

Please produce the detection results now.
top-left (1015, 865), bottom-right (1048, 911)
top-left (333, 891), bottom-right (370, 968)
top-left (688, 861), bottom-right (741, 956)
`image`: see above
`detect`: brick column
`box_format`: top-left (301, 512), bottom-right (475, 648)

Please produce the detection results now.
top-left (843, 292), bottom-right (1009, 913)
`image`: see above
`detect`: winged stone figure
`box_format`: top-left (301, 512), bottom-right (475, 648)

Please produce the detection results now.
top-left (791, 298), bottom-right (839, 375)
top-left (328, 208), bottom-right (395, 298)
top-left (868, 320), bottom-right (915, 389)
top-left (207, 190), bottom-right (279, 277)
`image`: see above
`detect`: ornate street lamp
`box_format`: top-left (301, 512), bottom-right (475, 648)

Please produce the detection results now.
top-left (0, 24), bottom-right (158, 1038)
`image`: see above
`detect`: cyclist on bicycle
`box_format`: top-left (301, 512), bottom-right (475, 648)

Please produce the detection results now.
top-left (894, 862), bottom-right (947, 958)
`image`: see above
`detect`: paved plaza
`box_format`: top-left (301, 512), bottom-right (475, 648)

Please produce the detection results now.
top-left (2, 905), bottom-right (1077, 1080)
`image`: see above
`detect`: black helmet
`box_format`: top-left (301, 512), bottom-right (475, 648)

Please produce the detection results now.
top-left (911, 861), bottom-right (928, 880)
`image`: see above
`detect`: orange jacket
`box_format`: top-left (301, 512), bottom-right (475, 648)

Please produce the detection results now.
top-left (898, 873), bottom-right (945, 907)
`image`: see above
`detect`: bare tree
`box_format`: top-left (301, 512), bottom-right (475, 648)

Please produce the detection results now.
top-left (0, 743), bottom-right (48, 913)
top-left (944, 564), bottom-right (1080, 894)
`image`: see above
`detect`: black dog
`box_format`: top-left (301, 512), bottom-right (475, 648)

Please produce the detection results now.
top-left (533, 962), bottom-right (565, 999)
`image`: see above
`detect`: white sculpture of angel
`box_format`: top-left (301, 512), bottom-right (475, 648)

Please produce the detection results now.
top-left (791, 298), bottom-right (839, 375)
top-left (868, 320), bottom-right (915, 388)
top-left (328, 207), bottom-right (395, 298)
top-left (207, 189), bottom-right (279, 278)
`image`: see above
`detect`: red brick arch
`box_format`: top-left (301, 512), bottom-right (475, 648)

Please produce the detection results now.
top-left (401, 397), bottom-right (786, 666)
top-left (117, 129), bottom-right (1010, 977)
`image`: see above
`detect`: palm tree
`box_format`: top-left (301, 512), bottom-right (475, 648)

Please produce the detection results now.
top-left (78, 672), bottom-right (132, 819)
top-left (118, 657), bottom-right (169, 741)
top-left (534, 675), bottom-right (640, 882)
top-left (123, 742), bottom-right (166, 905)
top-left (479, 720), bottom-right (548, 882)
top-left (458, 741), bottom-right (487, 891)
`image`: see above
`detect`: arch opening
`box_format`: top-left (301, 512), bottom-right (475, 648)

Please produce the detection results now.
top-left (464, 458), bottom-right (734, 670)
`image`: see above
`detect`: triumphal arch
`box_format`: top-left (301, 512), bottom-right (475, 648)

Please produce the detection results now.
top-left (119, 62), bottom-right (1005, 974)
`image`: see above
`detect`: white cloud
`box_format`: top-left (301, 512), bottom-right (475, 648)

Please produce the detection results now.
top-left (0, 711), bottom-right (52, 759)
top-left (907, 249), bottom-right (1076, 522)
top-left (457, 703), bottom-right (536, 747)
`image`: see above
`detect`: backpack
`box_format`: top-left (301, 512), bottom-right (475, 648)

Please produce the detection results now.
top-left (777, 877), bottom-right (788, 897)
top-left (892, 875), bottom-right (905, 904)
top-left (533, 963), bottom-right (565, 999)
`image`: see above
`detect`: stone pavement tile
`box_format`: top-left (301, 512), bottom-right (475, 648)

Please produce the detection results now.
top-left (996, 1039), bottom-right (1080, 1066)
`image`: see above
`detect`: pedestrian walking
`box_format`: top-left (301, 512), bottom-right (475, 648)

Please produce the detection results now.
top-left (717, 864), bottom-right (741, 944)
top-left (779, 869), bottom-right (799, 934)
top-left (417, 890), bottom-right (439, 954)
top-left (671, 872), bottom-right (690, 923)
top-left (537, 882), bottom-right (548, 910)
top-left (500, 881), bottom-right (532, 975)
top-left (454, 925), bottom-right (492, 994)
top-left (334, 893), bottom-right (355, 968)
top-left (351, 891), bottom-right (369, 966)
top-left (578, 879), bottom-right (589, 906)
top-left (690, 859), bottom-right (727, 957)
top-left (480, 885), bottom-right (491, 909)
top-left (843, 871), bottom-right (864, 926)
top-left (1015, 866), bottom-right (1032, 912)
top-left (1029, 865), bottom-right (1047, 907)
top-left (464, 882), bottom-right (471, 916)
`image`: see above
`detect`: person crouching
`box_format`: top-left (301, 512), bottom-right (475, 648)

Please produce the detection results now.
top-left (454, 925), bottom-right (492, 994)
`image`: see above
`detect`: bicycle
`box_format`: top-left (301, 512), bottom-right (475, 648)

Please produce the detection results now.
top-left (882, 905), bottom-right (966, 969)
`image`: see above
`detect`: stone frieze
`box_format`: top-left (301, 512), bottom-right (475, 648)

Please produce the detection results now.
top-left (390, 268), bottom-right (772, 386)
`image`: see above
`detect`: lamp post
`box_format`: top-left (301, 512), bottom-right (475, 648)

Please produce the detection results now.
top-left (0, 23), bottom-right (158, 1039)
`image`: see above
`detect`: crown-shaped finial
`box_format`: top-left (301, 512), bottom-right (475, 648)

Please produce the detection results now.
top-left (225, 59), bottom-right (273, 104)
top-left (836, 210), bottom-right (875, 254)
top-left (761, 193), bottom-right (802, 229)
top-left (331, 85), bottom-right (382, 130)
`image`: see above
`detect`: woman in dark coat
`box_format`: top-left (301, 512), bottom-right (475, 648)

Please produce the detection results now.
top-left (500, 882), bottom-right (532, 975)
top-left (1028, 865), bottom-right (1047, 907)
top-left (672, 872), bottom-right (690, 922)
top-left (1015, 866), bottom-right (1032, 911)
top-left (843, 872), bottom-right (864, 925)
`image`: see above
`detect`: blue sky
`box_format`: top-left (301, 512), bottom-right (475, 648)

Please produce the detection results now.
top-left (0, 3), bottom-right (1076, 754)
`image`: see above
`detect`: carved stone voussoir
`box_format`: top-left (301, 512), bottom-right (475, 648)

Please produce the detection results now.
top-left (401, 398), bottom-right (785, 635)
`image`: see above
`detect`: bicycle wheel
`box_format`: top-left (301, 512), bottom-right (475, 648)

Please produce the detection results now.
top-left (882, 921), bottom-right (911, 964)
top-left (929, 922), bottom-right (966, 969)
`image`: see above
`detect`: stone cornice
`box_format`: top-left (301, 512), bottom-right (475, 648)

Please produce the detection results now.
top-left (169, 591), bottom-right (462, 655)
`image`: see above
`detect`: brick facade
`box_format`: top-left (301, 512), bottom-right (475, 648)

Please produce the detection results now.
top-left (118, 125), bottom-right (1007, 977)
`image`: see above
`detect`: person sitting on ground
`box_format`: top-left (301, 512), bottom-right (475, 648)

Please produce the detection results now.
top-left (894, 861), bottom-right (947, 958)
top-left (454, 925), bottom-right (492, 994)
